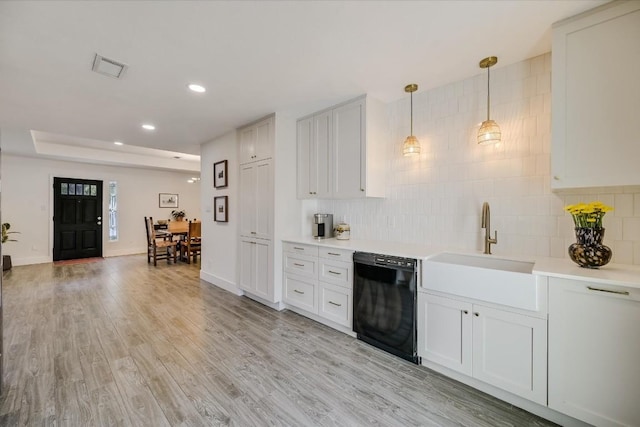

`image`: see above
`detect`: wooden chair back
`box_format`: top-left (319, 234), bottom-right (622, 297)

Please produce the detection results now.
top-left (188, 220), bottom-right (201, 240)
top-left (168, 220), bottom-right (189, 234)
top-left (180, 220), bottom-right (202, 264)
top-left (145, 216), bottom-right (177, 266)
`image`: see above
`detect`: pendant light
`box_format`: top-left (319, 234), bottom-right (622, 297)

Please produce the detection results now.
top-left (402, 83), bottom-right (420, 156)
top-left (477, 56), bottom-right (501, 145)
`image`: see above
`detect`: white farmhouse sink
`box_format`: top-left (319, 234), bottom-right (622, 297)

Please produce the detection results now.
top-left (422, 252), bottom-right (541, 311)
top-left (428, 252), bottom-right (534, 274)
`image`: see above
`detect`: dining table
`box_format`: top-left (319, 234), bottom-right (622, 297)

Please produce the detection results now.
top-left (155, 221), bottom-right (189, 257)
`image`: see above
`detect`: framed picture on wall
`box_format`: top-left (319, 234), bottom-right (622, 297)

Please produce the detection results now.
top-left (159, 193), bottom-right (179, 208)
top-left (214, 160), bottom-right (228, 188)
top-left (214, 196), bottom-right (228, 222)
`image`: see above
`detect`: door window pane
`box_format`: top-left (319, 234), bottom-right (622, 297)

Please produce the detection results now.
top-left (61, 183), bottom-right (68, 195)
top-left (108, 181), bottom-right (118, 241)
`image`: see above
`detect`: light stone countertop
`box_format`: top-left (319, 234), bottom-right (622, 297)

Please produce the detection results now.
top-left (282, 237), bottom-right (640, 289)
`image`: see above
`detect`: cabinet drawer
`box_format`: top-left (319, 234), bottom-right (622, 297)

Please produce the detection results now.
top-left (319, 259), bottom-right (352, 288)
top-left (319, 283), bottom-right (352, 328)
top-left (319, 247), bottom-right (353, 262)
top-left (284, 274), bottom-right (317, 314)
top-left (284, 253), bottom-right (317, 278)
top-left (283, 242), bottom-right (319, 256)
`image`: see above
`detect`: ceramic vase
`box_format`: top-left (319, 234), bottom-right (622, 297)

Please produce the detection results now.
top-left (568, 227), bottom-right (612, 268)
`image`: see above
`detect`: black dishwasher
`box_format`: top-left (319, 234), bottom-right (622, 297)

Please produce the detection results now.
top-left (353, 252), bottom-right (419, 364)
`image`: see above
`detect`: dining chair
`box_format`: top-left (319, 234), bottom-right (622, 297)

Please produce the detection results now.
top-left (145, 216), bottom-right (177, 266)
top-left (180, 220), bottom-right (201, 264)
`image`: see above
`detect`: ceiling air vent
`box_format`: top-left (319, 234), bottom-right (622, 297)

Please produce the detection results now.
top-left (92, 54), bottom-right (128, 79)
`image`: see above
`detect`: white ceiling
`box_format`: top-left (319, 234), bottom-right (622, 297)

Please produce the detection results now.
top-left (0, 0), bottom-right (608, 167)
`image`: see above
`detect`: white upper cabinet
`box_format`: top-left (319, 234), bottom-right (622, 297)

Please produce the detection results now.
top-left (240, 115), bottom-right (274, 164)
top-left (296, 112), bottom-right (332, 199)
top-left (551, 1), bottom-right (640, 189)
top-left (296, 95), bottom-right (387, 199)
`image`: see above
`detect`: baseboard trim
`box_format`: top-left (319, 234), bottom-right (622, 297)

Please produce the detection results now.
top-left (200, 271), bottom-right (243, 296)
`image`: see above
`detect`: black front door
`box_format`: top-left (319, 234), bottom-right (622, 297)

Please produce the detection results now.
top-left (53, 177), bottom-right (103, 261)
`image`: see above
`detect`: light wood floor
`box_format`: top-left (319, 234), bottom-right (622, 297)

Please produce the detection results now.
top-left (0, 255), bottom-right (556, 426)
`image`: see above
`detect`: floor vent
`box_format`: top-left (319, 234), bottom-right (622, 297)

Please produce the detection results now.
top-left (92, 54), bottom-right (128, 79)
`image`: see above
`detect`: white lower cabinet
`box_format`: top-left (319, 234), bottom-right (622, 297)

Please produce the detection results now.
top-left (419, 294), bottom-right (472, 376)
top-left (418, 292), bottom-right (547, 405)
top-left (239, 238), bottom-right (273, 301)
top-left (284, 274), bottom-right (317, 314)
top-left (283, 242), bottom-right (354, 332)
top-left (548, 278), bottom-right (640, 427)
top-left (318, 282), bottom-right (352, 328)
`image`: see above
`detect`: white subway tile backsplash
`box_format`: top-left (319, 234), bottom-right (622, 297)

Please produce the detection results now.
top-left (615, 194), bottom-right (634, 217)
top-left (318, 53), bottom-right (640, 265)
top-left (613, 240), bottom-right (633, 265)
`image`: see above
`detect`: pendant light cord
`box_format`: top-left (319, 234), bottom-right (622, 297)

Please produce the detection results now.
top-left (487, 65), bottom-right (491, 121)
top-left (410, 90), bottom-right (413, 135)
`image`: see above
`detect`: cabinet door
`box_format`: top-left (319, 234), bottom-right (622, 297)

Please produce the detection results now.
top-left (296, 117), bottom-right (313, 199)
top-left (332, 99), bottom-right (364, 199)
top-left (254, 117), bottom-right (273, 162)
top-left (313, 111), bottom-right (332, 198)
top-left (552, 2), bottom-right (640, 188)
top-left (253, 239), bottom-right (272, 301)
top-left (549, 278), bottom-right (640, 427)
top-left (254, 160), bottom-right (272, 240)
top-left (472, 305), bottom-right (547, 405)
top-left (239, 163), bottom-right (256, 237)
top-left (239, 126), bottom-right (256, 164)
top-left (418, 293), bottom-right (472, 376)
top-left (238, 239), bottom-right (255, 292)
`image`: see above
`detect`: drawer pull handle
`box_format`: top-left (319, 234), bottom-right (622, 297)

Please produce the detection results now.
top-left (463, 310), bottom-right (468, 314)
top-left (250, 242), bottom-right (257, 245)
top-left (293, 247), bottom-right (304, 250)
top-left (293, 263), bottom-right (305, 267)
top-left (328, 270), bottom-right (341, 275)
top-left (587, 286), bottom-right (630, 296)
top-left (328, 301), bottom-right (342, 307)
top-left (327, 252), bottom-right (341, 256)
top-left (294, 289), bottom-right (304, 295)
top-left (474, 312), bottom-right (479, 317)
top-left (250, 231), bottom-right (256, 234)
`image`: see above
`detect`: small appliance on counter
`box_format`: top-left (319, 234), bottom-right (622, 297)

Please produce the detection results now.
top-left (313, 213), bottom-right (333, 239)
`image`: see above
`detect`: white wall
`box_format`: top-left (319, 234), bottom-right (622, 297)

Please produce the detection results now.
top-left (199, 130), bottom-right (241, 294)
top-left (1, 153), bottom-right (201, 265)
top-left (319, 53), bottom-right (640, 265)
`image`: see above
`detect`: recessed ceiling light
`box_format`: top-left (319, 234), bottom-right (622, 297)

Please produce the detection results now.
top-left (114, 141), bottom-right (124, 146)
top-left (187, 83), bottom-right (206, 93)
top-left (187, 179), bottom-right (194, 183)
top-left (142, 124), bottom-right (156, 130)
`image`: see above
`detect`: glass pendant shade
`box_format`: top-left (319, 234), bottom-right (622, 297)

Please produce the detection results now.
top-left (477, 119), bottom-right (501, 145)
top-left (403, 135), bottom-right (420, 155)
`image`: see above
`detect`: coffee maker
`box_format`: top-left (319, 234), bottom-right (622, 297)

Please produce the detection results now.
top-left (313, 213), bottom-right (333, 239)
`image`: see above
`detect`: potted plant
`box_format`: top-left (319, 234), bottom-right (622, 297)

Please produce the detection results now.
top-left (2, 222), bottom-right (19, 271)
top-left (171, 210), bottom-right (186, 221)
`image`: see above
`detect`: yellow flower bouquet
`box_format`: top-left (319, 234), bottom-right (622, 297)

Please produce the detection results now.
top-left (564, 201), bottom-right (613, 229)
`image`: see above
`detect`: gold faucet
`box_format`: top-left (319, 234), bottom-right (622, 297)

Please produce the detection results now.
top-left (481, 202), bottom-right (498, 254)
